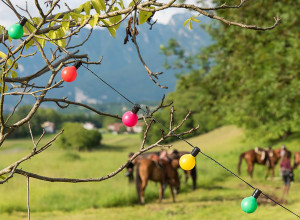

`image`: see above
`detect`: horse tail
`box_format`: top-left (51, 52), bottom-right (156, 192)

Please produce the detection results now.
top-left (135, 162), bottom-right (141, 202)
top-left (238, 152), bottom-right (246, 175)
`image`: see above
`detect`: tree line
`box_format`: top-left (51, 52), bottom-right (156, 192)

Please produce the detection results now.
top-left (4, 105), bottom-right (106, 139)
top-left (147, 0), bottom-right (299, 143)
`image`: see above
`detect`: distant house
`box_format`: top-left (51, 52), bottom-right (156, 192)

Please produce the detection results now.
top-left (41, 121), bottom-right (55, 133)
top-left (107, 122), bottom-right (143, 134)
top-left (83, 122), bottom-right (96, 130)
top-left (107, 123), bottom-right (124, 134)
top-left (126, 122), bottom-right (143, 133)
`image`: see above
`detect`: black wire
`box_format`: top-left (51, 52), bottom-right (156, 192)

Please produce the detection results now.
top-left (200, 151), bottom-right (256, 189)
top-left (81, 65), bottom-right (136, 106)
top-left (261, 192), bottom-right (300, 218)
top-left (1, 1), bottom-right (299, 218)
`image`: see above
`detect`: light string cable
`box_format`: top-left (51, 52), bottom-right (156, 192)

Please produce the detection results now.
top-left (2, 1), bottom-right (300, 218)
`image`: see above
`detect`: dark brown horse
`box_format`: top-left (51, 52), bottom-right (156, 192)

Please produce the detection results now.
top-left (126, 150), bottom-right (197, 190)
top-left (294, 152), bottom-right (300, 169)
top-left (135, 157), bottom-right (180, 204)
top-left (238, 147), bottom-right (285, 178)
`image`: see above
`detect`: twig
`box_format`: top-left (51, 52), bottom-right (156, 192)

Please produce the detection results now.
top-left (27, 176), bottom-right (30, 220)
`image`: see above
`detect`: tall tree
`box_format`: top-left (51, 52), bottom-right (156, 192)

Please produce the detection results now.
top-left (160, 0), bottom-right (299, 141)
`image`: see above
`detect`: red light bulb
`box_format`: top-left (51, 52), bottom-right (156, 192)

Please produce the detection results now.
top-left (122, 105), bottom-right (140, 127)
top-left (61, 66), bottom-right (77, 82)
top-left (61, 61), bottom-right (82, 82)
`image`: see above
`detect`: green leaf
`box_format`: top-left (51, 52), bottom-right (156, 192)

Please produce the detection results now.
top-left (129, 0), bottom-right (137, 7)
top-left (25, 39), bottom-right (34, 49)
top-left (61, 14), bottom-right (70, 32)
top-left (48, 30), bottom-right (57, 40)
top-left (36, 37), bottom-right (46, 48)
top-left (74, 3), bottom-right (84, 13)
top-left (190, 16), bottom-right (200, 23)
top-left (0, 51), bottom-right (6, 59)
top-left (57, 39), bottom-right (66, 48)
top-left (138, 7), bottom-right (154, 25)
top-left (183, 18), bottom-right (191, 27)
top-left (108, 6), bottom-right (122, 30)
top-left (24, 22), bottom-right (35, 34)
top-left (0, 175), bottom-right (6, 180)
top-left (188, 21), bottom-right (193, 30)
top-left (69, 12), bottom-right (83, 22)
top-left (0, 25), bottom-right (4, 35)
top-left (10, 70), bottom-right (17, 78)
top-left (0, 51), bottom-right (13, 67)
top-left (89, 14), bottom-right (99, 27)
top-left (80, 15), bottom-right (90, 26)
top-left (91, 0), bottom-right (106, 13)
top-left (56, 28), bottom-right (66, 47)
top-left (83, 2), bottom-right (91, 15)
top-left (118, 0), bottom-right (125, 9)
top-left (101, 19), bottom-right (116, 38)
top-left (32, 17), bottom-right (42, 25)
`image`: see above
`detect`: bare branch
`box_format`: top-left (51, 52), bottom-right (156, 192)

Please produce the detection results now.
top-left (42, 98), bottom-right (122, 120)
top-left (27, 176), bottom-right (30, 220)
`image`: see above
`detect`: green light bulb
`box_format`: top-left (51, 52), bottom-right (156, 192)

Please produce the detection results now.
top-left (241, 196), bottom-right (257, 213)
top-left (8, 24), bottom-right (24, 39)
top-left (8, 18), bottom-right (27, 40)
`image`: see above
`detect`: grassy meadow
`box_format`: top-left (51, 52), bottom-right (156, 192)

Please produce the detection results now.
top-left (0, 125), bottom-right (299, 220)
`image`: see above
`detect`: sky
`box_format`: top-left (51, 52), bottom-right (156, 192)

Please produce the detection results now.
top-left (0, 0), bottom-right (202, 27)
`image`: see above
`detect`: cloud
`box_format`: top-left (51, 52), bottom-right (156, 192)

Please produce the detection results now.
top-left (18, 64), bottom-right (24, 72)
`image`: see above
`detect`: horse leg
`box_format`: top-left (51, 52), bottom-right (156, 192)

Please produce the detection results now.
top-left (184, 171), bottom-right (189, 184)
top-left (159, 183), bottom-right (163, 203)
top-left (247, 164), bottom-right (254, 178)
top-left (265, 168), bottom-right (270, 179)
top-left (272, 167), bottom-right (275, 179)
top-left (191, 168), bottom-right (197, 190)
top-left (140, 179), bottom-right (148, 205)
top-left (170, 184), bottom-right (176, 203)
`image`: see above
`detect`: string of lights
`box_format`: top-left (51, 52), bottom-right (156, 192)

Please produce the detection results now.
top-left (2, 2), bottom-right (299, 218)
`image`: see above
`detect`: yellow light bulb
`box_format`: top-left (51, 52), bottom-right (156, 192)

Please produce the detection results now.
top-left (179, 154), bottom-right (195, 170)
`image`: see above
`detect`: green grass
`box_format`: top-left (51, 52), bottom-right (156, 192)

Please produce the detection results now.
top-left (0, 126), bottom-right (299, 219)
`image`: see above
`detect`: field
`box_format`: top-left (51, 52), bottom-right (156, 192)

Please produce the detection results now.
top-left (0, 125), bottom-right (299, 220)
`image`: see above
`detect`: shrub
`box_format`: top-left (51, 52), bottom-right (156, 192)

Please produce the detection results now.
top-left (58, 122), bottom-right (102, 151)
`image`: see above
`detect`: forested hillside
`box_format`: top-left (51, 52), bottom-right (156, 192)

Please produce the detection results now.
top-left (147, 0), bottom-right (300, 143)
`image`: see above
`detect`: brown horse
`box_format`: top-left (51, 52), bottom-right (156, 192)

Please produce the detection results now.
top-left (293, 152), bottom-right (300, 169)
top-left (126, 150), bottom-right (197, 190)
top-left (135, 157), bottom-right (180, 204)
top-left (238, 147), bottom-right (284, 178)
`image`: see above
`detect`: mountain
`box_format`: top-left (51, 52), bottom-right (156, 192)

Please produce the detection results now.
top-left (4, 13), bottom-right (211, 111)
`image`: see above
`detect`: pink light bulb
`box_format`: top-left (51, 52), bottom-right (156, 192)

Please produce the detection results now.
top-left (122, 111), bottom-right (138, 127)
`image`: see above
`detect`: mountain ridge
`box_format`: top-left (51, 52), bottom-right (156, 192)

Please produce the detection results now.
top-left (4, 14), bottom-right (211, 111)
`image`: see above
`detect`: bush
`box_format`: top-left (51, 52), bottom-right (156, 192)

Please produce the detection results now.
top-left (58, 122), bottom-right (102, 151)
